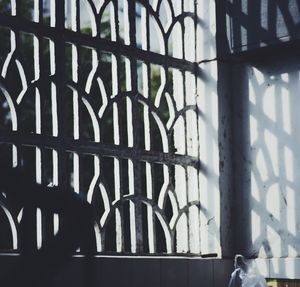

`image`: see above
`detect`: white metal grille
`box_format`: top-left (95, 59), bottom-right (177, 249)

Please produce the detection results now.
top-left (0, 0), bottom-right (216, 255)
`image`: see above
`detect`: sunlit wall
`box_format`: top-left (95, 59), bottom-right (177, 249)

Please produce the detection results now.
top-left (249, 61), bottom-right (300, 276)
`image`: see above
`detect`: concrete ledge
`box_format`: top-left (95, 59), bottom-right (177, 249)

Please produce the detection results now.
top-left (0, 254), bottom-right (233, 287)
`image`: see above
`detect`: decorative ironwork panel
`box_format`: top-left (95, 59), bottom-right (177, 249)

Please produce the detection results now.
top-left (0, 0), bottom-right (209, 255)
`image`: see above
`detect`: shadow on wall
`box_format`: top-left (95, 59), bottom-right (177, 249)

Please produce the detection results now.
top-left (227, 0), bottom-right (300, 52)
top-left (249, 60), bottom-right (300, 278)
top-left (227, 0), bottom-right (300, 280)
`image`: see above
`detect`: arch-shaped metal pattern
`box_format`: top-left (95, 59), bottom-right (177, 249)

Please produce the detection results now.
top-left (0, 0), bottom-right (210, 255)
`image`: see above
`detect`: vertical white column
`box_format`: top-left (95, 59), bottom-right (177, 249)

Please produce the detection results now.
top-left (196, 0), bottom-right (220, 255)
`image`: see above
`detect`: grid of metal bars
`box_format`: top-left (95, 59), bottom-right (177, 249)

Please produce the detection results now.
top-left (0, 0), bottom-right (204, 254)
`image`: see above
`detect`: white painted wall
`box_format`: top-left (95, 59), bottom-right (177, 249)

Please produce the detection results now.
top-left (223, 57), bottom-right (300, 279)
top-left (249, 63), bottom-right (300, 258)
top-left (223, 0), bottom-right (300, 279)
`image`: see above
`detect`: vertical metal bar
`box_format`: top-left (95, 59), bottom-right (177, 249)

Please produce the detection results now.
top-left (14, 0), bottom-right (20, 17)
top-left (141, 5), bottom-right (156, 253)
top-left (76, 0), bottom-right (80, 32)
top-left (15, 2), bottom-right (39, 252)
top-left (45, 0), bottom-right (63, 243)
top-left (8, 0), bottom-right (19, 250)
top-left (70, 0), bottom-right (80, 196)
top-left (111, 0), bottom-right (124, 252)
top-left (128, 0), bottom-right (144, 254)
top-left (49, 17), bottom-right (59, 234)
top-left (55, 0), bottom-right (67, 191)
top-left (39, 0), bottom-right (43, 23)
top-left (128, 1), bottom-right (137, 92)
top-left (33, 0), bottom-right (44, 248)
top-left (123, 0), bottom-right (140, 253)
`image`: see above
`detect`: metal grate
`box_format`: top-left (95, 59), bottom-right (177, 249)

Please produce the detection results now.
top-left (0, 0), bottom-right (204, 255)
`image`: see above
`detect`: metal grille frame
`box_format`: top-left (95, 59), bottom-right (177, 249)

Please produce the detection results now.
top-left (0, 0), bottom-right (217, 256)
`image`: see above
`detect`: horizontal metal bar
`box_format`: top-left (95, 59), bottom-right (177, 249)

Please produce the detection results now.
top-left (0, 14), bottom-right (57, 37)
top-left (0, 132), bottom-right (199, 168)
top-left (0, 14), bottom-right (201, 75)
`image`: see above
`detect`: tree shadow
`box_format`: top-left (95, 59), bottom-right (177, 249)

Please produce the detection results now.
top-left (0, 150), bottom-right (98, 287)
